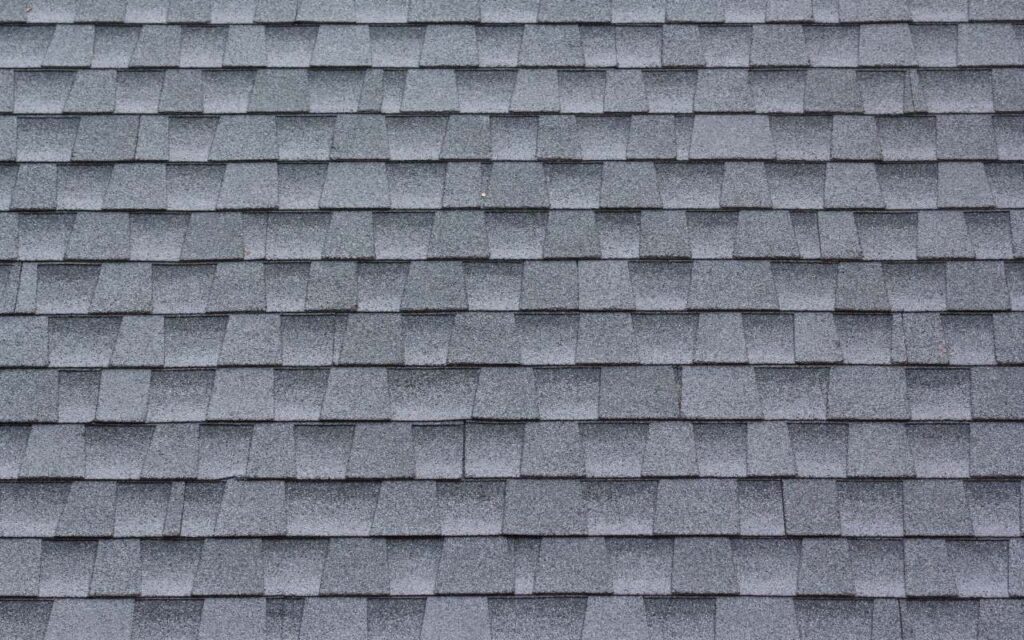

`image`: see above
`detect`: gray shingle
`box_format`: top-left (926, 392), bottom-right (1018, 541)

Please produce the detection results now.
top-left (630, 264), bottom-right (690, 314)
top-left (540, 163), bottom-right (597, 209)
top-left (980, 601), bottom-right (1024, 640)
top-left (0, 370), bottom-right (58, 422)
top-left (582, 597), bottom-right (648, 640)
top-left (437, 480), bottom-right (503, 536)
top-left (90, 263), bottom-right (151, 313)
top-left (627, 116), bottom-right (677, 160)
top-left (738, 478), bottom-right (785, 536)
top-left (689, 261), bottom-right (776, 310)
top-left (464, 423), bottom-right (522, 479)
top-left (695, 312), bottom-right (745, 363)
top-left (490, 597), bottom-right (586, 640)
top-left (972, 367), bottom-right (1024, 419)
top-left (795, 600), bottom-right (872, 640)
top-left (584, 479), bottom-right (655, 534)
top-left (671, 536), bottom-right (736, 595)
top-left (533, 537), bottom-right (609, 593)
top-left (366, 598), bottom-right (423, 640)
top-left (733, 538), bottom-right (799, 596)
top-left (542, 211), bottom-right (596, 259)
top-left (512, 71), bottom-right (561, 114)
top-left (744, 314), bottom-right (794, 363)
top-left (113, 483), bottom-right (167, 536)
top-left (642, 599), bottom-right (712, 640)
top-left (758, 367), bottom-right (829, 420)
top-left (44, 600), bottom-right (133, 640)
top-left (337, 314), bottom-right (403, 365)
top-left (771, 116), bottom-right (830, 161)
top-left (691, 116), bottom-right (772, 160)
top-left (0, 482), bottom-right (66, 538)
top-left (215, 479), bottom-right (285, 535)
top-left (600, 366), bottom-right (677, 418)
top-left (419, 597), bottom-right (489, 640)
top-left (971, 423), bottom-right (1024, 476)
top-left (385, 536), bottom-right (440, 589)
top-left (716, 597), bottom-right (798, 640)
top-left (827, 366), bottom-right (908, 419)
top-left (287, 424), bottom-right (349, 481)
top-left (655, 479), bottom-right (738, 534)
top-left (90, 539), bottom-right (140, 596)
top-left (197, 599), bottom-right (265, 640)
top-left (945, 314), bottom-right (996, 365)
top-left (695, 69), bottom-right (752, 112)
top-left (948, 262), bottom-right (1009, 311)
top-left (735, 211), bottom-right (798, 259)
top-left (505, 479), bottom-right (584, 535)
top-left (839, 479), bottom-right (905, 532)
top-left (850, 538), bottom-right (905, 598)
top-left (783, 478), bottom-right (839, 535)
top-left (0, 316), bottom-right (46, 366)
top-left (904, 479), bottom-right (972, 535)
top-left (679, 366), bottom-right (760, 419)
top-left (131, 600), bottom-right (203, 640)
top-left (436, 538), bottom-right (513, 594)
top-left (37, 540), bottom-right (92, 597)
top-left (411, 424), bottom-right (461, 480)
top-left (13, 164), bottom-right (57, 210)
top-left (56, 480), bottom-right (115, 537)
top-left (520, 421), bottom-right (585, 477)
top-left (262, 539), bottom-right (325, 596)
top-left (319, 367), bottom-right (390, 420)
top-left (201, 70), bottom-right (254, 113)
top-left (907, 368), bottom-right (972, 421)
top-left (902, 600), bottom-right (979, 640)
top-left (288, 482), bottom-right (378, 537)
top-left (580, 422), bottom-right (645, 478)
top-left (457, 70), bottom-right (516, 114)
top-left (859, 24), bottom-right (915, 66)
top-left (692, 422), bottom-right (746, 478)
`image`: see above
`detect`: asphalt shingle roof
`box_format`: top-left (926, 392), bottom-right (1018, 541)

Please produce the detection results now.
top-left (0, 0), bottom-right (1023, 637)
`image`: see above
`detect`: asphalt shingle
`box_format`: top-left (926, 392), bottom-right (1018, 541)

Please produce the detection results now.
top-left (0, 3), bottom-right (1020, 636)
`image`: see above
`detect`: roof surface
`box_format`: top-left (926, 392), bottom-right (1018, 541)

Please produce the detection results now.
top-left (1, 0), bottom-right (1024, 638)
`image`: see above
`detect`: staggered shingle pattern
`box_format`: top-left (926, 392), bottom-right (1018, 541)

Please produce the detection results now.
top-left (1, 0), bottom-right (1024, 638)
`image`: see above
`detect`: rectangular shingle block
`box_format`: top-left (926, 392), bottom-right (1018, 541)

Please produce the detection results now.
top-left (505, 479), bottom-right (585, 535)
top-left (827, 366), bottom-right (909, 419)
top-left (972, 367), bottom-right (1024, 419)
top-left (655, 479), bottom-right (738, 535)
top-left (680, 366), bottom-right (761, 419)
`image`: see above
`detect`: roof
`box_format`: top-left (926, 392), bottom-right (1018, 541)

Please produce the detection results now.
top-left (0, 0), bottom-right (1022, 637)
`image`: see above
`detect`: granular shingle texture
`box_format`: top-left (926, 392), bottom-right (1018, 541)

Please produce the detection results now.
top-left (1, 1), bottom-right (1023, 637)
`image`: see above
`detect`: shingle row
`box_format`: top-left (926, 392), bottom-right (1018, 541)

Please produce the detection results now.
top-left (2, 161), bottom-right (1023, 210)
top-left (0, 477), bottom-right (1019, 537)
top-left (5, 68), bottom-right (1024, 115)
top-left (3, 365), bottom-right (1024, 422)
top-left (6, 0), bottom-right (1024, 24)
top-left (5, 421), bottom-right (1024, 480)
top-left (9, 114), bottom-right (1024, 162)
top-left (0, 596), bottom-right (1009, 640)
top-left (7, 210), bottom-right (1024, 261)
top-left (5, 23), bottom-right (1024, 69)
top-left (1, 535), bottom-right (1021, 598)
top-left (4, 260), bottom-right (1023, 315)
top-left (4, 311), bottom-right (1023, 367)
